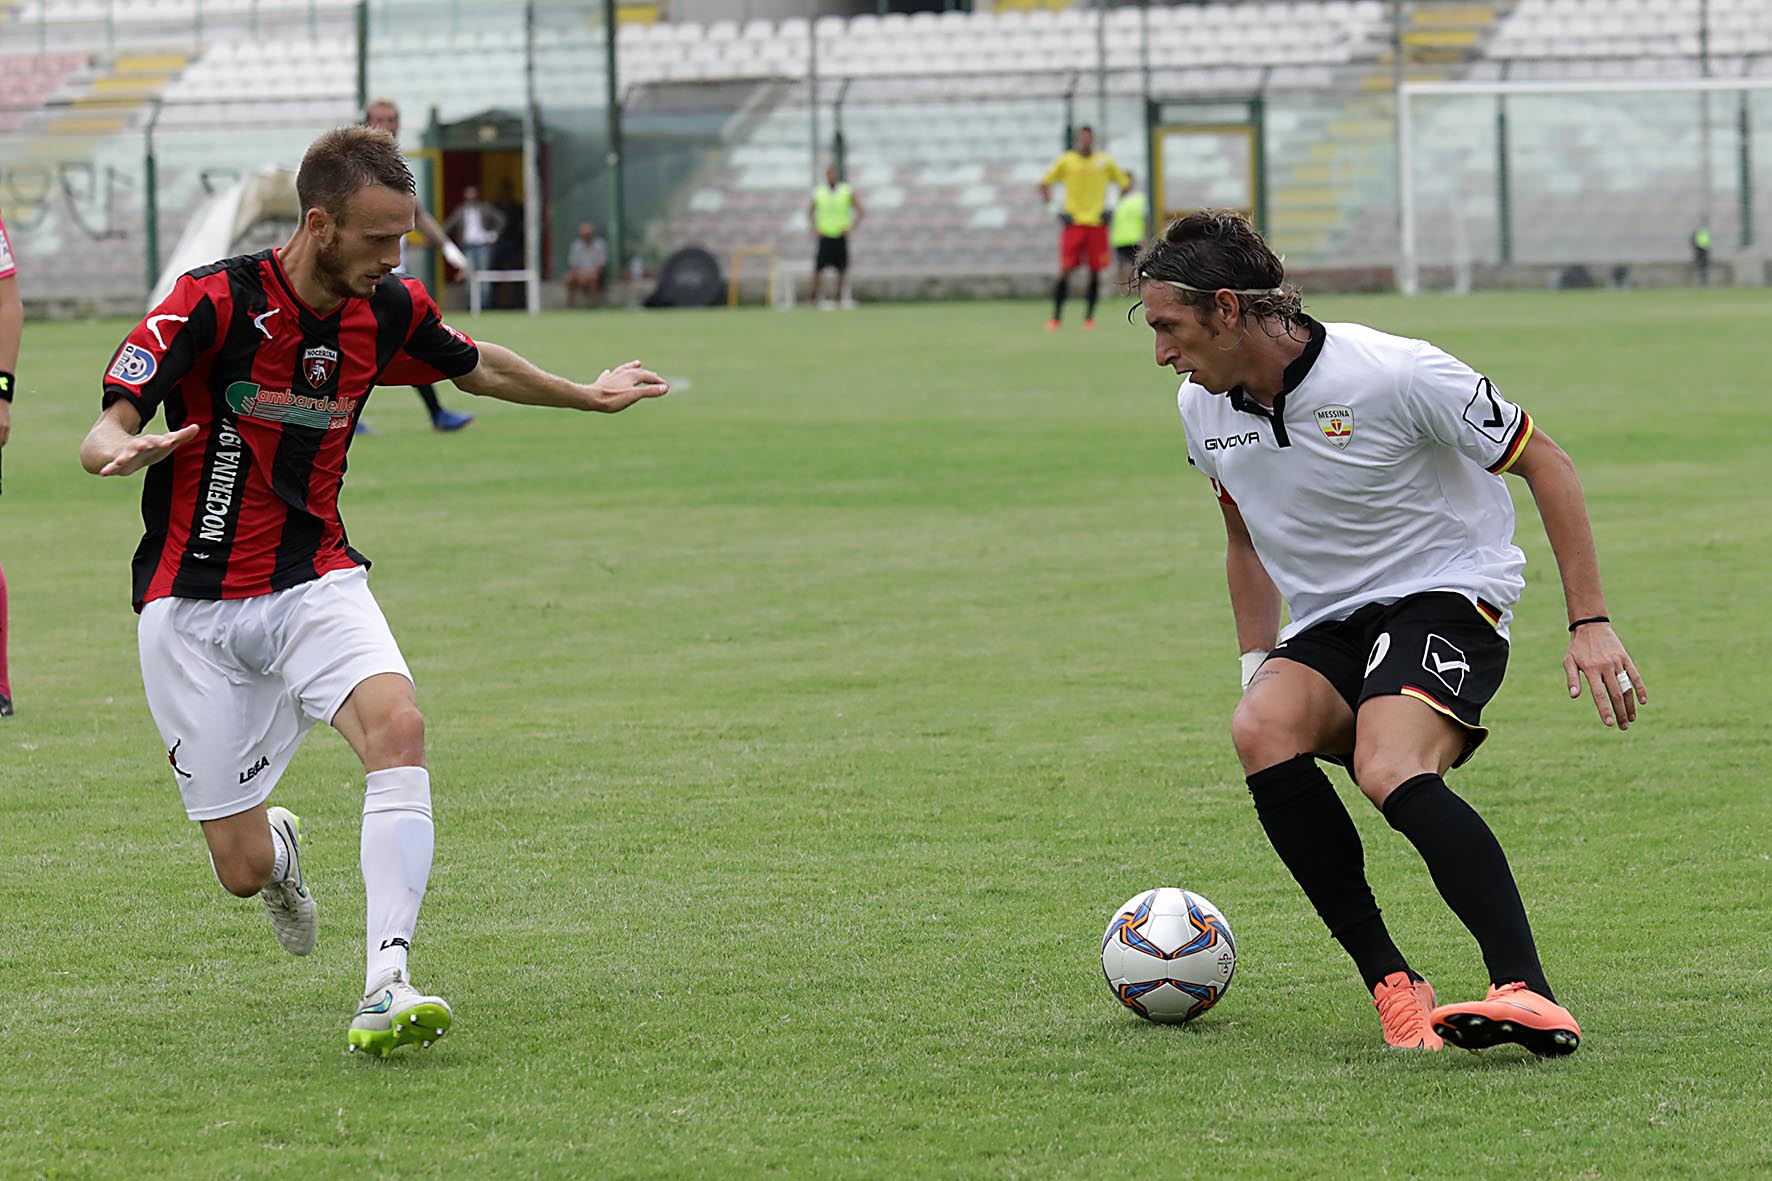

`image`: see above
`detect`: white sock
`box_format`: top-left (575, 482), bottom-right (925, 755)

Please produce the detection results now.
top-left (268, 821), bottom-right (290, 884)
top-left (361, 765), bottom-right (434, 996)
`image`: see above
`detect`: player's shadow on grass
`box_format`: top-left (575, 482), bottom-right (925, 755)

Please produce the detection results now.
top-left (1102, 1017), bottom-right (1241, 1040)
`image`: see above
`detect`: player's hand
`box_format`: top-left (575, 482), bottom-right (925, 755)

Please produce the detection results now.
top-left (1057, 211), bottom-right (1074, 227)
top-left (1563, 622), bottom-right (1646, 730)
top-left (98, 423), bottom-right (199, 477)
top-left (586, 360), bottom-right (669, 413)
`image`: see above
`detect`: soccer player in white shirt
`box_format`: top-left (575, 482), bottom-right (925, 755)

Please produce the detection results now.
top-left (1136, 210), bottom-right (1646, 1057)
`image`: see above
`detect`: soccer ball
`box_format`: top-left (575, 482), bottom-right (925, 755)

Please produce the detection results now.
top-left (1100, 888), bottom-right (1237, 1024)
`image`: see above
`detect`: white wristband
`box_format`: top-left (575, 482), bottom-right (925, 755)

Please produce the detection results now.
top-left (1240, 649), bottom-right (1270, 690)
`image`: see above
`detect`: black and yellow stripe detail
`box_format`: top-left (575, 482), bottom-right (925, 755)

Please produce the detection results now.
top-left (1487, 412), bottom-right (1534, 475)
top-left (1473, 598), bottom-right (1501, 630)
top-left (1400, 685), bottom-right (1491, 767)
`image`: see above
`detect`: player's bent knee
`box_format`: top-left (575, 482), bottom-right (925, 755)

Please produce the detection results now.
top-left (1231, 696), bottom-right (1308, 773)
top-left (1349, 752), bottom-right (1428, 807)
top-left (374, 704), bottom-right (425, 765)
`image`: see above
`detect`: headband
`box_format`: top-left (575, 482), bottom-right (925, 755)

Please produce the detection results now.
top-left (1141, 275), bottom-right (1286, 296)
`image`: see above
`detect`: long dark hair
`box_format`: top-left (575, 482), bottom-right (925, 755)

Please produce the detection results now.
top-left (1132, 208), bottom-right (1306, 335)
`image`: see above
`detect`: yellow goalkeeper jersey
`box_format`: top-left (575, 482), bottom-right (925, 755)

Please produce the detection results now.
top-left (1042, 151), bottom-right (1131, 227)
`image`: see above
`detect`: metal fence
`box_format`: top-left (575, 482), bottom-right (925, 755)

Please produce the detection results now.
top-left (4, 0), bottom-right (1771, 309)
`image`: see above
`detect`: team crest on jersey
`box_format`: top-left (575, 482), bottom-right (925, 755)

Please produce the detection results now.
top-left (303, 345), bottom-right (339, 387)
top-left (108, 343), bottom-right (157, 386)
top-left (1314, 404), bottom-right (1354, 449)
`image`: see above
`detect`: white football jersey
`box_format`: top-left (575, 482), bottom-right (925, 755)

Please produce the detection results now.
top-left (1179, 319), bottom-right (1535, 640)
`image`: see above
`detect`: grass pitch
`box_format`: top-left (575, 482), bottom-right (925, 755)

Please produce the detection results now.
top-left (1, 290), bottom-right (1768, 1179)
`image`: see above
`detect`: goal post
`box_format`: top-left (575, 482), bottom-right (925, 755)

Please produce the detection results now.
top-left (1396, 76), bottom-right (1772, 295)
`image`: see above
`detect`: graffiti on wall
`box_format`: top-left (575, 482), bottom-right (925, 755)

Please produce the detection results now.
top-left (0, 161), bottom-right (134, 241)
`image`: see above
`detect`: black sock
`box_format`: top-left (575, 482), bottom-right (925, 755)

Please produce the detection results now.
top-left (413, 384), bottom-right (443, 419)
top-left (1383, 774), bottom-right (1554, 1001)
top-left (1052, 275), bottom-right (1068, 321)
top-left (1247, 755), bottom-right (1413, 990)
top-left (1084, 272), bottom-right (1100, 320)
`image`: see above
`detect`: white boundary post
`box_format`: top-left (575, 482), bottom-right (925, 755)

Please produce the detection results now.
top-left (1397, 83), bottom-right (1416, 295)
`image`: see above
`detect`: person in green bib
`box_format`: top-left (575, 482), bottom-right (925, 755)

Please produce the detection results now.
top-left (1109, 172), bottom-right (1148, 291)
top-left (810, 165), bottom-right (864, 309)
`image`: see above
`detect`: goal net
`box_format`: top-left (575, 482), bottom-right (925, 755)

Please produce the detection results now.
top-left (1395, 76), bottom-right (1772, 293)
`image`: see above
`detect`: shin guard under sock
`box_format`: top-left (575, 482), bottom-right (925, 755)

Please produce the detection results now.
top-left (1383, 773), bottom-right (1554, 1000)
top-left (1247, 754), bottom-right (1412, 990)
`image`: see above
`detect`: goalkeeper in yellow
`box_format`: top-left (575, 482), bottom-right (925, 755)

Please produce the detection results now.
top-left (1039, 126), bottom-right (1130, 330)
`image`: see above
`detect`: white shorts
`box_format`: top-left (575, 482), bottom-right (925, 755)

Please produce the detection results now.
top-left (138, 566), bottom-right (411, 821)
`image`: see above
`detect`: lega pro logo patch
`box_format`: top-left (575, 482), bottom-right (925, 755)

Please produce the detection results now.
top-left (107, 343), bottom-right (157, 385)
top-left (1314, 404), bottom-right (1353, 449)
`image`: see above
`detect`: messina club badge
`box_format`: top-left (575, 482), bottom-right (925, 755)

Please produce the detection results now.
top-left (1314, 404), bottom-right (1354, 449)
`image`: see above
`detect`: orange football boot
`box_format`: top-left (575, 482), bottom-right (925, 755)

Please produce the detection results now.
top-left (1431, 982), bottom-right (1581, 1057)
top-left (1083, 318), bottom-right (1097, 330)
top-left (1045, 318), bottom-right (1061, 332)
top-left (1372, 971), bottom-right (1443, 1051)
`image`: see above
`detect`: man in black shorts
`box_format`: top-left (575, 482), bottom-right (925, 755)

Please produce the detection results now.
top-left (809, 165), bottom-right (861, 309)
top-left (1138, 210), bottom-right (1646, 1056)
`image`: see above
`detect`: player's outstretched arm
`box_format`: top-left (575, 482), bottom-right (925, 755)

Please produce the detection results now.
top-left (452, 341), bottom-right (669, 413)
top-left (79, 400), bottom-right (197, 477)
top-left (0, 270), bottom-right (21, 447)
top-left (1508, 428), bottom-right (1647, 730)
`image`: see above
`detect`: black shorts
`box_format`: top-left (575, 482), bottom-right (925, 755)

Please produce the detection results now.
top-left (1266, 591), bottom-right (1509, 768)
top-left (815, 235), bottom-right (848, 272)
top-left (1115, 244), bottom-right (1139, 264)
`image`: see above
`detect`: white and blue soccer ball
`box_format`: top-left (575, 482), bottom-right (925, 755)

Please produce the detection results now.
top-left (1100, 888), bottom-right (1237, 1024)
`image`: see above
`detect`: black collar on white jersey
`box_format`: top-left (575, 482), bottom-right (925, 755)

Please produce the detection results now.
top-left (1226, 316), bottom-right (1325, 449)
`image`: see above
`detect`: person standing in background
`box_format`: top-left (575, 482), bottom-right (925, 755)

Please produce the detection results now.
top-left (1109, 172), bottom-right (1148, 292)
top-left (444, 185), bottom-right (506, 312)
top-left (491, 180), bottom-right (525, 310)
top-left (1040, 126), bottom-right (1129, 331)
top-left (0, 206), bottom-right (19, 717)
top-left (361, 97), bottom-right (474, 432)
top-left (809, 165), bottom-right (862, 310)
top-left (1691, 226), bottom-right (1711, 286)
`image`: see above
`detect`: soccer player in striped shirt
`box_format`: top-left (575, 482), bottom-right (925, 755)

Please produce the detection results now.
top-left (1136, 210), bottom-right (1645, 1057)
top-left (80, 126), bottom-right (669, 1055)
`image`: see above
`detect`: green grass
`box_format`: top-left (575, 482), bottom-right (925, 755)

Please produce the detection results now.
top-left (1, 291), bottom-right (1768, 1179)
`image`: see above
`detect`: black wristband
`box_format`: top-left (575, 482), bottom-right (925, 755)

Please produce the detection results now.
top-left (0, 370), bottom-right (13, 402)
top-left (1568, 615), bottom-right (1610, 633)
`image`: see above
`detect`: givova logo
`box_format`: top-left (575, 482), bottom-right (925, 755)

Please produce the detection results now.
top-left (108, 343), bottom-right (157, 385)
top-left (224, 380), bottom-right (356, 431)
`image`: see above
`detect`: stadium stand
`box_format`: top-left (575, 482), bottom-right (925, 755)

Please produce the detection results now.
top-left (1, 0), bottom-right (1767, 305)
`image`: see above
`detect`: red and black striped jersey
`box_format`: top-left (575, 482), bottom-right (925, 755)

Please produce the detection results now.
top-left (102, 248), bottom-right (478, 608)
top-left (0, 209), bottom-right (17, 280)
